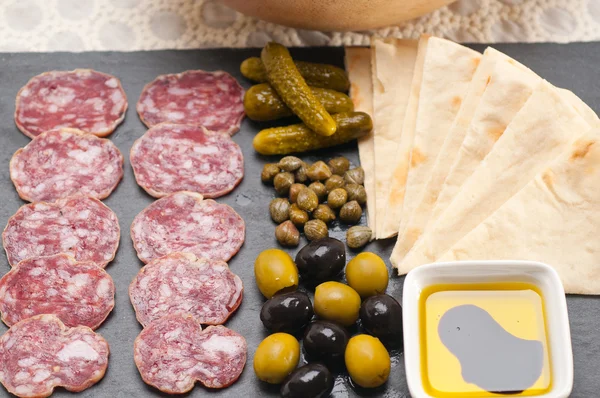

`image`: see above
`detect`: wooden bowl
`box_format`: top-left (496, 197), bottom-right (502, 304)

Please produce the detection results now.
top-left (222, 0), bottom-right (456, 31)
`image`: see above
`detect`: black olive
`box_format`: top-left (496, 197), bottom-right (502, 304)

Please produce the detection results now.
top-left (295, 237), bottom-right (345, 284)
top-left (260, 291), bottom-right (314, 333)
top-left (359, 294), bottom-right (403, 347)
top-left (281, 363), bottom-right (334, 398)
top-left (303, 320), bottom-right (349, 365)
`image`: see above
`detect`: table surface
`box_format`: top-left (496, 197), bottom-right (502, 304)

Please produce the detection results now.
top-left (0, 43), bottom-right (599, 397)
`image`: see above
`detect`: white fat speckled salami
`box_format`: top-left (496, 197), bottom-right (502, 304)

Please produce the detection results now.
top-left (10, 128), bottom-right (124, 203)
top-left (0, 314), bottom-right (109, 398)
top-left (134, 314), bottom-right (246, 393)
top-left (0, 254), bottom-right (115, 329)
top-left (14, 69), bottom-right (127, 139)
top-left (136, 70), bottom-right (245, 135)
top-left (130, 192), bottom-right (245, 263)
top-left (130, 123), bottom-right (244, 198)
top-left (129, 252), bottom-right (243, 327)
top-left (3, 195), bottom-right (120, 268)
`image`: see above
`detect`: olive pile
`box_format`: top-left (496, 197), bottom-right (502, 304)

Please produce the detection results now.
top-left (253, 240), bottom-right (403, 397)
top-left (263, 155), bottom-right (372, 248)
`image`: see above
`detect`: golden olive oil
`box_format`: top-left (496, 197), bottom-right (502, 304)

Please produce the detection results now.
top-left (419, 282), bottom-right (551, 397)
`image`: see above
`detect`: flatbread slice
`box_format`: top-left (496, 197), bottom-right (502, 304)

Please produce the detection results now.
top-left (345, 47), bottom-right (375, 230)
top-left (439, 130), bottom-right (600, 295)
top-left (395, 81), bottom-right (591, 272)
top-left (392, 57), bottom-right (541, 260)
top-left (371, 38), bottom-right (418, 238)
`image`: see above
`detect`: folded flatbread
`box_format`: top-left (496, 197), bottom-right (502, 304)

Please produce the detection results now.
top-left (439, 130), bottom-right (600, 295)
top-left (395, 81), bottom-right (591, 272)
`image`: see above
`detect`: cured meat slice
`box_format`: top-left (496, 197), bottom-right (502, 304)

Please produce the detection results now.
top-left (134, 314), bottom-right (246, 393)
top-left (130, 123), bottom-right (244, 198)
top-left (129, 252), bottom-right (243, 327)
top-left (15, 69), bottom-right (127, 139)
top-left (131, 192), bottom-right (245, 263)
top-left (0, 254), bottom-right (115, 329)
top-left (136, 70), bottom-right (245, 135)
top-left (3, 196), bottom-right (120, 268)
top-left (10, 128), bottom-right (124, 202)
top-left (0, 314), bottom-right (109, 398)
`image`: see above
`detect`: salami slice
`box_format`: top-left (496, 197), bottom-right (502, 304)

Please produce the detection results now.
top-left (134, 314), bottom-right (246, 393)
top-left (130, 123), bottom-right (244, 198)
top-left (0, 254), bottom-right (115, 329)
top-left (136, 70), bottom-right (245, 135)
top-left (15, 69), bottom-right (127, 139)
top-left (131, 192), bottom-right (245, 263)
top-left (129, 252), bottom-right (243, 327)
top-left (3, 196), bottom-right (120, 268)
top-left (0, 314), bottom-right (109, 398)
top-left (10, 128), bottom-right (124, 202)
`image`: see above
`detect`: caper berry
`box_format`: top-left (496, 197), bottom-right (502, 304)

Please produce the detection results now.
top-left (344, 167), bottom-right (365, 185)
top-left (261, 163), bottom-right (281, 184)
top-left (339, 201), bottom-right (362, 224)
top-left (327, 188), bottom-right (348, 209)
top-left (289, 204), bottom-right (309, 227)
top-left (308, 182), bottom-right (327, 202)
top-left (297, 188), bottom-right (319, 212)
top-left (270, 198), bottom-right (291, 223)
top-left (289, 183), bottom-right (306, 203)
top-left (276, 220), bottom-right (300, 247)
top-left (279, 156), bottom-right (303, 172)
top-left (344, 184), bottom-right (367, 205)
top-left (294, 163), bottom-right (309, 183)
top-left (274, 172), bottom-right (295, 196)
top-left (328, 157), bottom-right (350, 176)
top-left (346, 226), bottom-right (372, 249)
top-left (324, 175), bottom-right (346, 193)
top-left (313, 204), bottom-right (336, 224)
top-left (304, 219), bottom-right (329, 241)
top-left (307, 161), bottom-right (333, 181)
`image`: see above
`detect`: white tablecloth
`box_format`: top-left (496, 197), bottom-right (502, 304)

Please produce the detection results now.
top-left (1, 0), bottom-right (599, 52)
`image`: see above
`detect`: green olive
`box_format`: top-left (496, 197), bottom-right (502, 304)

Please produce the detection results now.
top-left (254, 333), bottom-right (300, 384)
top-left (344, 183), bottom-right (367, 205)
top-left (254, 249), bottom-right (299, 299)
top-left (346, 252), bottom-right (389, 298)
top-left (313, 204), bottom-right (336, 224)
top-left (270, 198), bottom-right (290, 223)
top-left (344, 167), bottom-right (365, 185)
top-left (328, 157), bottom-right (350, 176)
top-left (294, 163), bottom-right (309, 183)
top-left (279, 156), bottom-right (303, 172)
top-left (288, 183), bottom-right (306, 203)
top-left (289, 204), bottom-right (309, 227)
top-left (307, 161), bottom-right (332, 181)
top-left (304, 219), bottom-right (328, 241)
top-left (346, 226), bottom-right (372, 249)
top-left (275, 220), bottom-right (300, 247)
top-left (274, 172), bottom-right (295, 196)
top-left (324, 175), bottom-right (345, 193)
top-left (297, 188), bottom-right (319, 212)
top-left (327, 188), bottom-right (348, 209)
top-left (308, 181), bottom-right (327, 202)
top-left (345, 334), bottom-right (390, 388)
top-left (262, 163), bottom-right (281, 184)
top-left (314, 281), bottom-right (361, 326)
top-left (339, 200), bottom-right (362, 224)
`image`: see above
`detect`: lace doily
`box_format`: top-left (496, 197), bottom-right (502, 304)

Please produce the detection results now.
top-left (1, 0), bottom-right (599, 52)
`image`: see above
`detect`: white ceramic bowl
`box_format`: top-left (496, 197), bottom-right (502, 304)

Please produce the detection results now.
top-left (402, 261), bottom-right (573, 398)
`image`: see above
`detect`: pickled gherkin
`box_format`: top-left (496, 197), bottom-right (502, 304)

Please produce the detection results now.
top-left (244, 84), bottom-right (354, 122)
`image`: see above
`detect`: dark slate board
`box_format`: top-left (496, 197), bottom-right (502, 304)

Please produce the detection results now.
top-left (0, 43), bottom-right (599, 397)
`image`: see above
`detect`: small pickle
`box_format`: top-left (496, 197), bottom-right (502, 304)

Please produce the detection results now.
top-left (279, 156), bottom-right (303, 172)
top-left (295, 163), bottom-right (309, 183)
top-left (274, 172), bottom-right (295, 196)
top-left (308, 182), bottom-right (327, 202)
top-left (296, 188), bottom-right (319, 212)
top-left (346, 226), bottom-right (372, 249)
top-left (270, 198), bottom-right (291, 223)
top-left (261, 163), bottom-right (281, 184)
top-left (313, 204), bottom-right (336, 224)
top-left (344, 184), bottom-right (367, 205)
top-left (276, 220), bottom-right (300, 247)
top-left (324, 175), bottom-right (345, 193)
top-left (339, 201), bottom-right (362, 224)
top-left (344, 167), bottom-right (365, 185)
top-left (289, 204), bottom-right (309, 227)
top-left (327, 188), bottom-right (348, 209)
top-left (307, 161), bottom-right (332, 181)
top-left (289, 183), bottom-right (306, 203)
top-left (328, 157), bottom-right (350, 176)
top-left (304, 219), bottom-right (329, 241)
